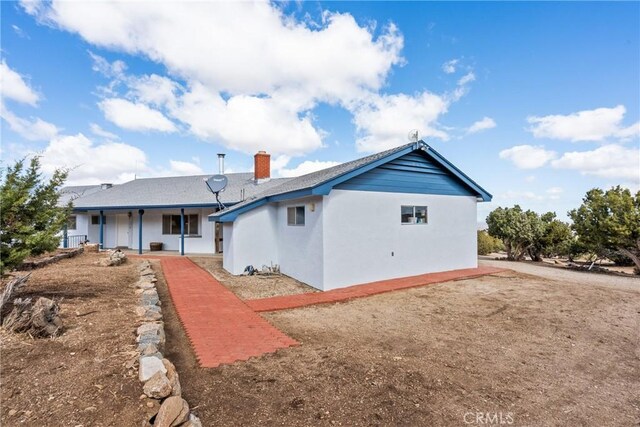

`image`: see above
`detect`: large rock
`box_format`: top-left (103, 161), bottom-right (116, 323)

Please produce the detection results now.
top-left (154, 396), bottom-right (189, 427)
top-left (139, 356), bottom-right (167, 382)
top-left (136, 322), bottom-right (165, 349)
top-left (143, 371), bottom-right (172, 399)
top-left (182, 413), bottom-right (203, 427)
top-left (136, 280), bottom-right (156, 290)
top-left (141, 289), bottom-right (160, 306)
top-left (162, 358), bottom-right (181, 397)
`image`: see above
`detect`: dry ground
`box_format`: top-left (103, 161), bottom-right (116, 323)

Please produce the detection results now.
top-left (190, 256), bottom-right (318, 300)
top-left (157, 264), bottom-right (640, 426)
top-left (1, 252), bottom-right (151, 426)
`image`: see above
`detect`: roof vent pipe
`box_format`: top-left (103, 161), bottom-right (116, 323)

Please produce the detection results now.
top-left (217, 153), bottom-right (225, 175)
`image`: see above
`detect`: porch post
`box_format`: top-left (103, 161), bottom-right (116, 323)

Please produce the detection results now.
top-left (138, 209), bottom-right (144, 255)
top-left (99, 210), bottom-right (104, 250)
top-left (180, 208), bottom-right (185, 256)
top-left (63, 223), bottom-right (68, 248)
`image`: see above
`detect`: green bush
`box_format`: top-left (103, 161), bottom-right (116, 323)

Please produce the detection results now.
top-left (477, 230), bottom-right (504, 255)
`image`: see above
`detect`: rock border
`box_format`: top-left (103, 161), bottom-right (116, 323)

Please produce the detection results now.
top-left (17, 247), bottom-right (84, 271)
top-left (135, 260), bottom-right (202, 427)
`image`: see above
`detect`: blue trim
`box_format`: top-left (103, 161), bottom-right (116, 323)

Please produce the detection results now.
top-left (180, 208), bottom-right (185, 256)
top-left (209, 198), bottom-right (268, 222)
top-left (209, 140), bottom-right (492, 223)
top-left (72, 202), bottom-right (229, 213)
top-left (335, 151), bottom-right (477, 197)
top-left (421, 145), bottom-right (492, 201)
top-left (138, 209), bottom-right (144, 255)
top-left (311, 145), bottom-right (416, 196)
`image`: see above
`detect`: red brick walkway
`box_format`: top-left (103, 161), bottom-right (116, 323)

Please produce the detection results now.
top-left (159, 257), bottom-right (298, 368)
top-left (246, 266), bottom-right (505, 312)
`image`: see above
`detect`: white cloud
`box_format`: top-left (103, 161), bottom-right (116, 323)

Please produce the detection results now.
top-left (616, 121), bottom-right (640, 140)
top-left (99, 98), bottom-right (177, 132)
top-left (88, 51), bottom-right (127, 79)
top-left (170, 83), bottom-right (323, 156)
top-left (0, 60), bottom-right (40, 106)
top-left (441, 59), bottom-right (458, 74)
top-left (128, 74), bottom-right (180, 108)
top-left (89, 123), bottom-right (119, 140)
top-left (527, 105), bottom-right (637, 142)
top-left (12, 25), bottom-right (29, 39)
top-left (524, 175), bottom-right (536, 183)
top-left (352, 92), bottom-right (449, 152)
top-left (167, 160), bottom-right (203, 176)
top-left (457, 71), bottom-right (475, 86)
top-left (24, 2), bottom-right (403, 100)
top-left (546, 187), bottom-right (563, 200)
top-left (551, 144), bottom-right (640, 181)
top-left (0, 103), bottom-right (59, 141)
top-left (467, 116), bottom-right (496, 134)
top-left (499, 145), bottom-right (557, 169)
top-left (278, 160), bottom-right (340, 177)
top-left (21, 1), bottom-right (405, 157)
top-left (40, 133), bottom-right (147, 185)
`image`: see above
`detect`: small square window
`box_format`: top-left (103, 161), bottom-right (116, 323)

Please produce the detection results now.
top-left (401, 206), bottom-right (428, 224)
top-left (287, 206), bottom-right (305, 226)
top-left (67, 215), bottom-right (77, 230)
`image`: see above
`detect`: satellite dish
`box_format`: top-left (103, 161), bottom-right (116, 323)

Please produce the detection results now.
top-left (408, 129), bottom-right (420, 142)
top-left (205, 174), bottom-right (228, 193)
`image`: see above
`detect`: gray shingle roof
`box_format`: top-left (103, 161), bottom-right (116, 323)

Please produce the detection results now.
top-left (58, 185), bottom-right (104, 206)
top-left (68, 173), bottom-right (292, 210)
top-left (211, 143), bottom-right (415, 216)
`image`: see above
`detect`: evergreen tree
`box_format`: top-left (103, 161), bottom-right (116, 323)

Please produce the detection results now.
top-left (1, 157), bottom-right (70, 274)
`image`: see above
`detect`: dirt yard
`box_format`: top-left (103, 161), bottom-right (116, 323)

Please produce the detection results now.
top-left (157, 264), bottom-right (640, 426)
top-left (190, 256), bottom-right (318, 299)
top-left (0, 252), bottom-right (149, 426)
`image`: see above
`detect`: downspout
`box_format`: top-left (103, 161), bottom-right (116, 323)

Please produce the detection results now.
top-left (138, 209), bottom-right (144, 255)
top-left (180, 208), bottom-right (185, 256)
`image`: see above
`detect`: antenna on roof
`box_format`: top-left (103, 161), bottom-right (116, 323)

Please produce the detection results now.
top-left (205, 174), bottom-right (228, 211)
top-left (408, 129), bottom-right (420, 143)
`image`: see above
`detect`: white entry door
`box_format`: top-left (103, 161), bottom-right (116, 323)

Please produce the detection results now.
top-left (116, 214), bottom-right (130, 248)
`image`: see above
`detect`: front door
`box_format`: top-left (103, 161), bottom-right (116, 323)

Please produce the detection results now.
top-left (116, 214), bottom-right (130, 248)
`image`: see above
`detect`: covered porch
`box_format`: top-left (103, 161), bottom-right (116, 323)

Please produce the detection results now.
top-left (72, 206), bottom-right (223, 255)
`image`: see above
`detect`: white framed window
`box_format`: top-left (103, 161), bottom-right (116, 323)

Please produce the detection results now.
top-left (162, 214), bottom-right (200, 235)
top-left (401, 205), bottom-right (428, 224)
top-left (66, 215), bottom-right (77, 230)
top-left (287, 206), bottom-right (305, 226)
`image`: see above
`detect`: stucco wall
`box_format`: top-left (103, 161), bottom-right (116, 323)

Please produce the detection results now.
top-left (322, 190), bottom-right (478, 290)
top-left (223, 204), bottom-right (279, 275)
top-left (276, 196), bottom-right (324, 289)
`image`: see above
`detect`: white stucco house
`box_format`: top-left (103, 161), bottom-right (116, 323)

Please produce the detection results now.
top-left (64, 141), bottom-right (491, 291)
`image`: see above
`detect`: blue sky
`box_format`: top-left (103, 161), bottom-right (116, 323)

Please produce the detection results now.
top-left (1, 1), bottom-right (639, 223)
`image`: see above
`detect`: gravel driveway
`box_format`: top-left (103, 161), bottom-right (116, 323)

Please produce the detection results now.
top-left (479, 256), bottom-right (640, 292)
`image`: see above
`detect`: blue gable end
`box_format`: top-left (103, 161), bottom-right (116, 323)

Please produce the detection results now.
top-left (335, 151), bottom-right (477, 197)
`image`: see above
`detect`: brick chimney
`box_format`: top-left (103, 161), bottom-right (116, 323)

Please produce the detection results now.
top-left (254, 151), bottom-right (271, 182)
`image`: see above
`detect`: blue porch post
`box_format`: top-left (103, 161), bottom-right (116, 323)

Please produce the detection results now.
top-left (180, 208), bottom-right (185, 256)
top-left (62, 223), bottom-right (68, 248)
top-left (99, 210), bottom-right (104, 250)
top-left (138, 209), bottom-right (144, 255)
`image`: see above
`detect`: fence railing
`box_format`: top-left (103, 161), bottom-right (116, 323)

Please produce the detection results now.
top-left (62, 234), bottom-right (88, 248)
